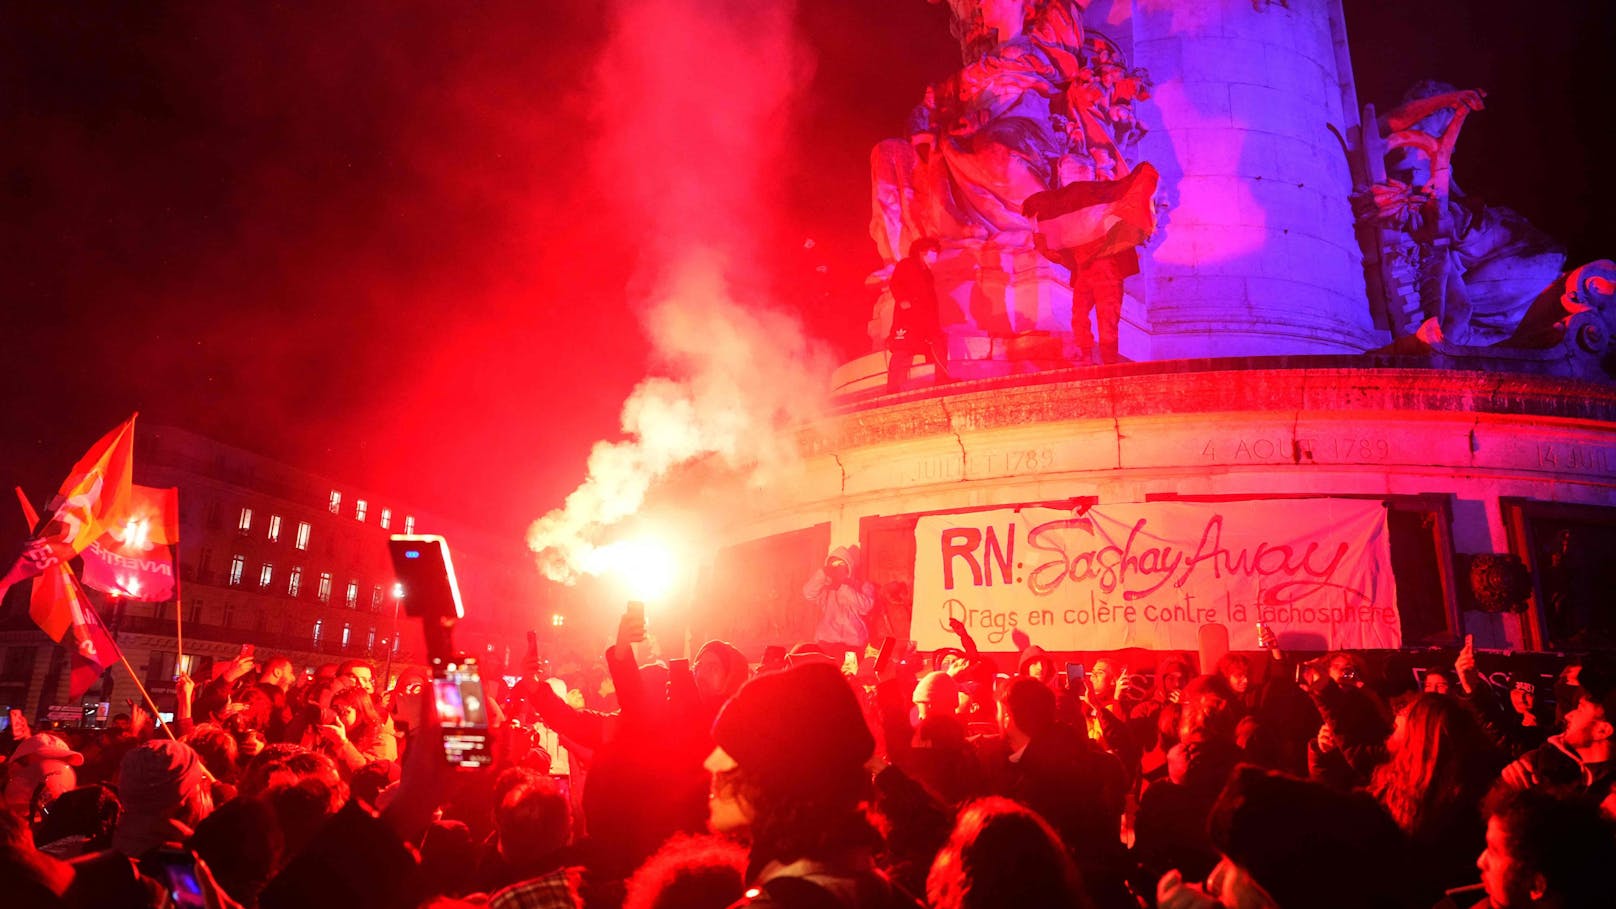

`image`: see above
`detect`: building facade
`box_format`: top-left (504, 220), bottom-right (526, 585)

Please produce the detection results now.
top-left (1, 424), bottom-right (549, 722)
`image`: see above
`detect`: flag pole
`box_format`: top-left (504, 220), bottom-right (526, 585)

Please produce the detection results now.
top-left (70, 574), bottom-right (179, 742)
top-left (174, 541), bottom-right (184, 679)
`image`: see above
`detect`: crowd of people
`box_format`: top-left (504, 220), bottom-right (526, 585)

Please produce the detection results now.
top-left (3, 603), bottom-right (1615, 909)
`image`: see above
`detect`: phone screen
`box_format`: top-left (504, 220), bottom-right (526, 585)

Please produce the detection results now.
top-left (433, 662), bottom-right (491, 769)
top-left (150, 850), bottom-right (207, 909)
top-left (1065, 662), bottom-right (1086, 689)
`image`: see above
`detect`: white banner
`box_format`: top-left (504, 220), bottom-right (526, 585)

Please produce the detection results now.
top-left (911, 499), bottom-right (1400, 652)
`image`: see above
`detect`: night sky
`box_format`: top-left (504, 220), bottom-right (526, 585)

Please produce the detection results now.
top-left (4, 1), bottom-right (1612, 544)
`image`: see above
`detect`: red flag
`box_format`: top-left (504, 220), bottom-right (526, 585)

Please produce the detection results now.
top-left (31, 564), bottom-right (120, 699)
top-left (1026, 162), bottom-right (1160, 264)
top-left (82, 485), bottom-right (179, 602)
top-left (0, 415), bottom-right (138, 614)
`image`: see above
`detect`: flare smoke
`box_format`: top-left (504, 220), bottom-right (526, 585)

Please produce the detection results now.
top-left (527, 0), bottom-right (829, 583)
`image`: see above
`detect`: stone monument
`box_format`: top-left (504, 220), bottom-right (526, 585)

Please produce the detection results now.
top-left (705, 0), bottom-right (1616, 662)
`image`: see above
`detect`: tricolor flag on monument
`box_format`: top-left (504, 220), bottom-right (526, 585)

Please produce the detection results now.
top-left (82, 484), bottom-right (179, 602)
top-left (1025, 162), bottom-right (1160, 264)
top-left (0, 414), bottom-right (137, 602)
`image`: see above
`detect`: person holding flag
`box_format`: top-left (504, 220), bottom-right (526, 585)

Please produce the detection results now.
top-left (1023, 162), bottom-right (1159, 366)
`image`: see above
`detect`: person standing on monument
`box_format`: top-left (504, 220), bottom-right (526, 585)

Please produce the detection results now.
top-left (804, 545), bottom-right (877, 658)
top-left (886, 238), bottom-right (950, 391)
top-left (1024, 159), bottom-right (1158, 366)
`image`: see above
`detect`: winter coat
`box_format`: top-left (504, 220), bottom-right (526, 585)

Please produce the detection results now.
top-left (804, 546), bottom-right (877, 648)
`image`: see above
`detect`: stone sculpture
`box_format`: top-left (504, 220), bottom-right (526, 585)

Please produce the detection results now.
top-left (1355, 84), bottom-right (1614, 378)
top-left (1355, 83), bottom-right (1566, 346)
top-left (871, 0), bottom-right (1088, 259)
top-left (867, 0), bottom-right (1156, 372)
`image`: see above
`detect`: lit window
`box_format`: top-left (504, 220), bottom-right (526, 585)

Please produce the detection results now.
top-left (229, 555), bottom-right (245, 586)
top-left (268, 515), bottom-right (282, 542)
top-left (295, 521), bottom-right (311, 551)
top-left (371, 586), bottom-right (383, 612)
top-left (341, 623), bottom-right (351, 648)
top-left (379, 508), bottom-right (391, 530)
top-left (367, 626), bottom-right (376, 651)
top-left (404, 515), bottom-right (415, 534)
top-left (238, 507), bottom-right (253, 533)
top-left (552, 613), bottom-right (565, 627)
top-left (313, 619), bottom-right (323, 646)
top-left (259, 563), bottom-right (274, 589)
top-left (345, 580), bottom-right (358, 608)
top-left (317, 572), bottom-right (332, 603)
top-left (355, 499), bottom-right (367, 522)
top-left (288, 567), bottom-right (302, 597)
top-left (328, 490), bottom-right (341, 514)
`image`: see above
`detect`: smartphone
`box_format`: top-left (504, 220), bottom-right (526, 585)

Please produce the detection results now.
top-left (1065, 662), bottom-right (1086, 690)
top-left (433, 660), bottom-right (492, 770)
top-left (626, 600), bottom-right (645, 624)
top-left (873, 636), bottom-right (897, 673)
top-left (668, 657), bottom-right (690, 674)
top-left (388, 535), bottom-right (466, 622)
top-left (148, 848), bottom-right (207, 909)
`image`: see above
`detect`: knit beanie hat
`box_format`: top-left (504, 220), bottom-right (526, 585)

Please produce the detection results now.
top-left (711, 663), bottom-right (874, 796)
top-left (1208, 766), bottom-right (1409, 909)
top-left (120, 739), bottom-right (208, 815)
top-left (913, 670), bottom-right (960, 708)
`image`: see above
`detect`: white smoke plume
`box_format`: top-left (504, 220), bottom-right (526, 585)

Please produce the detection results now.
top-left (527, 0), bottom-right (832, 583)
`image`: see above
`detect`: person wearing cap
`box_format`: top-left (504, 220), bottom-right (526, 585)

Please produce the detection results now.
top-left (706, 662), bottom-right (919, 908)
top-left (3, 732), bottom-right (84, 817)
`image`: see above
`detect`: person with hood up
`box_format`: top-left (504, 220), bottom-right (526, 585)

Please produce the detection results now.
top-left (804, 545), bottom-right (877, 658)
top-left (693, 640), bottom-right (751, 709)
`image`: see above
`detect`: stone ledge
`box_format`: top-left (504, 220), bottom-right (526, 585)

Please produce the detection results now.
top-left (811, 358), bottom-right (1616, 453)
